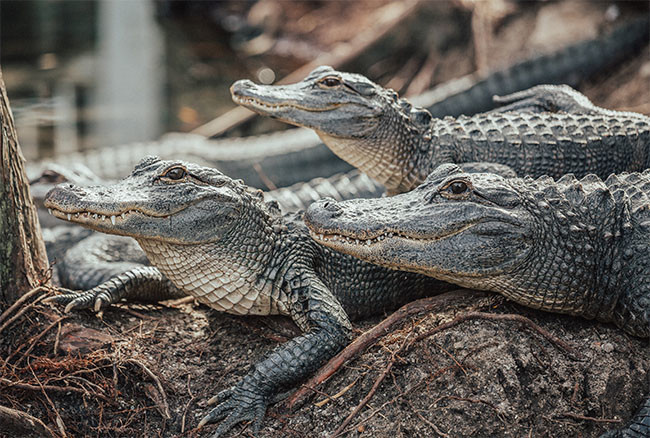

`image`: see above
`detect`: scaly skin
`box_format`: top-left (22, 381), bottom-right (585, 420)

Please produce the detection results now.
top-left (232, 70), bottom-right (650, 195)
top-left (43, 157), bottom-right (451, 437)
top-left (304, 164), bottom-right (650, 437)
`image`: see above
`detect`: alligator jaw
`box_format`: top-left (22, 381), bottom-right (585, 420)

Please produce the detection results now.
top-left (232, 91), bottom-right (342, 115)
top-left (46, 205), bottom-right (166, 233)
top-left (308, 222), bottom-right (478, 255)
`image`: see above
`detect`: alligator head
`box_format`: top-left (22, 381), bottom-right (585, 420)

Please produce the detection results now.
top-left (231, 66), bottom-right (434, 191)
top-left (45, 156), bottom-right (283, 314)
top-left (305, 163), bottom-right (625, 316)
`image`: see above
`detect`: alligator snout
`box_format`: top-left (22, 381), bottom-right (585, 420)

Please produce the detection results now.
top-left (305, 198), bottom-right (343, 230)
top-left (230, 79), bottom-right (256, 97)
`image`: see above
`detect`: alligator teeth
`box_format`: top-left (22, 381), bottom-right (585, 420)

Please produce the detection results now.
top-left (67, 213), bottom-right (71, 221)
top-left (121, 213), bottom-right (126, 219)
top-left (75, 213), bottom-right (79, 218)
top-left (93, 214), bottom-right (98, 219)
top-left (101, 215), bottom-right (106, 221)
top-left (47, 208), bottom-right (52, 215)
top-left (110, 215), bottom-right (116, 225)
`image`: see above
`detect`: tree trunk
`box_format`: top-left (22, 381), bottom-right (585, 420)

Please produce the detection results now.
top-left (0, 68), bottom-right (49, 310)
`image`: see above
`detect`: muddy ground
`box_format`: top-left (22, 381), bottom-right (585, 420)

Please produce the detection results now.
top-left (2, 1), bottom-right (650, 437)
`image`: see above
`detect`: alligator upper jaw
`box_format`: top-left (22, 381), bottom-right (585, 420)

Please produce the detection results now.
top-left (231, 81), bottom-right (342, 117)
top-left (45, 205), bottom-right (167, 231)
top-left (308, 221), bottom-right (478, 249)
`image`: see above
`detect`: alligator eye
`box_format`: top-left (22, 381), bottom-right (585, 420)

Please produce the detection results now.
top-left (450, 181), bottom-right (468, 194)
top-left (441, 180), bottom-right (471, 198)
top-left (164, 167), bottom-right (187, 180)
top-left (319, 76), bottom-right (342, 88)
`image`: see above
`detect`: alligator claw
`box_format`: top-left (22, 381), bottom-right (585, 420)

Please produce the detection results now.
top-left (199, 380), bottom-right (267, 437)
top-left (44, 288), bottom-right (115, 313)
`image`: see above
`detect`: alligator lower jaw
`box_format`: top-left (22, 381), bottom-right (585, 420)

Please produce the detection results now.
top-left (47, 206), bottom-right (167, 227)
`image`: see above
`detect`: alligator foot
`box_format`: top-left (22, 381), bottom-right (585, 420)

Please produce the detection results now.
top-left (44, 285), bottom-right (122, 313)
top-left (198, 376), bottom-right (268, 437)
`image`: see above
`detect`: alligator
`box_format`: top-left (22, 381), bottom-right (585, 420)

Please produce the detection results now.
top-left (43, 157), bottom-right (452, 435)
top-left (28, 16), bottom-right (648, 187)
top-left (232, 72), bottom-right (650, 195)
top-left (304, 163), bottom-right (650, 437)
top-left (42, 166), bottom-right (383, 300)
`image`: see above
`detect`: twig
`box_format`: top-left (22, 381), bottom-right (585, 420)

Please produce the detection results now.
top-left (330, 333), bottom-right (413, 438)
top-left (126, 359), bottom-right (171, 420)
top-left (0, 404), bottom-right (57, 438)
top-left (0, 294), bottom-right (48, 335)
top-left (286, 289), bottom-right (483, 408)
top-left (29, 365), bottom-right (67, 437)
top-left (0, 377), bottom-right (112, 402)
top-left (7, 315), bottom-right (67, 365)
top-left (181, 375), bottom-right (196, 434)
top-left (191, 0), bottom-right (423, 137)
top-left (314, 378), bottom-right (359, 408)
top-left (558, 412), bottom-right (622, 424)
top-left (0, 285), bottom-right (45, 325)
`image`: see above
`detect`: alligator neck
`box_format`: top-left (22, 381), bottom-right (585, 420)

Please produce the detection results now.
top-left (316, 112), bottom-right (425, 193)
top-left (136, 232), bottom-right (285, 316)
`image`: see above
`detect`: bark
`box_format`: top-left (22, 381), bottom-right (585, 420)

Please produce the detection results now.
top-left (0, 68), bottom-right (49, 310)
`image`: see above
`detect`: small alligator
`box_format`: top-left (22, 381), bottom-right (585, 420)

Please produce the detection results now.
top-left (28, 17), bottom-right (648, 187)
top-left (232, 72), bottom-right (650, 195)
top-left (304, 164), bottom-right (650, 437)
top-left (43, 157), bottom-right (451, 436)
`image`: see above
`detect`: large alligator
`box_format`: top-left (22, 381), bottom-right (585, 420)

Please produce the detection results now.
top-left (28, 17), bottom-right (648, 187)
top-left (232, 71), bottom-right (650, 195)
top-left (43, 157), bottom-right (452, 436)
top-left (304, 164), bottom-right (650, 437)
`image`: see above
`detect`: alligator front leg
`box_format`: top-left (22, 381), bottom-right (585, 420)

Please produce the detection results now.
top-left (199, 268), bottom-right (352, 437)
top-left (46, 265), bottom-right (185, 312)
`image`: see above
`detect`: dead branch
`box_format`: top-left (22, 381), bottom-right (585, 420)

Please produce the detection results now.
top-left (191, 0), bottom-right (423, 137)
top-left (286, 289), bottom-right (483, 409)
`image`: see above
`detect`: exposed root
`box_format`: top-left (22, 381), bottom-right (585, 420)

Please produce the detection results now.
top-left (286, 289), bottom-right (484, 408)
top-left (0, 404), bottom-right (57, 438)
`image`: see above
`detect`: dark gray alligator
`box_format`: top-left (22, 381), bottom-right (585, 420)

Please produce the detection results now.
top-left (28, 17), bottom-right (648, 187)
top-left (43, 157), bottom-right (451, 436)
top-left (232, 72), bottom-right (650, 195)
top-left (43, 167), bottom-right (383, 301)
top-left (304, 164), bottom-right (650, 437)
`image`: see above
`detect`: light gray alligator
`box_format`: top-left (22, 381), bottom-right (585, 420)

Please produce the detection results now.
top-left (304, 163), bottom-right (650, 437)
top-left (232, 71), bottom-right (650, 195)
